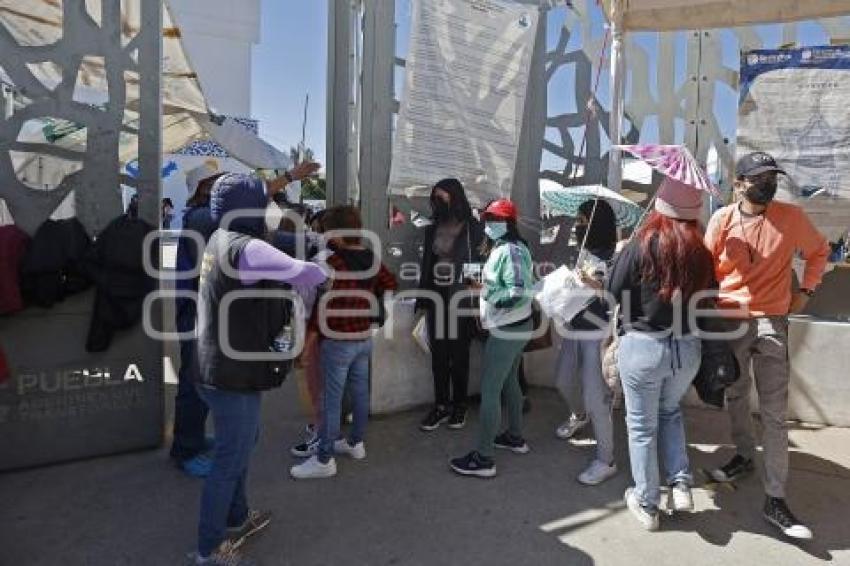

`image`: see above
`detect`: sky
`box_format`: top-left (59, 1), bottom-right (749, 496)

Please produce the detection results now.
top-left (250, 1), bottom-right (328, 164)
top-left (249, 1), bottom-right (839, 172)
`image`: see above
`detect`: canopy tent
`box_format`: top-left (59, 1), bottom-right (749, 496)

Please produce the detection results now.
top-left (0, 0), bottom-right (291, 169)
top-left (602, 0), bottom-right (850, 32)
top-left (603, 0), bottom-right (850, 191)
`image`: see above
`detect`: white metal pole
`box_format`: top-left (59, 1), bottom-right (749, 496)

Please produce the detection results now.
top-left (607, 7), bottom-right (626, 192)
top-left (3, 85), bottom-right (13, 119)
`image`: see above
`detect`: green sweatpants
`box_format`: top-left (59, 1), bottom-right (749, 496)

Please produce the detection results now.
top-left (477, 318), bottom-right (532, 458)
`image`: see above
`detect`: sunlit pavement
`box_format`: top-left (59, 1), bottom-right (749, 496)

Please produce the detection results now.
top-left (2, 381), bottom-right (849, 565)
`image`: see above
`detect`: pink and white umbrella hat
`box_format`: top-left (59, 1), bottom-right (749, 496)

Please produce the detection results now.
top-left (616, 144), bottom-right (720, 197)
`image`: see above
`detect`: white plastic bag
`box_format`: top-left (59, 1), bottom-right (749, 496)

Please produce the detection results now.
top-left (412, 314), bottom-right (430, 354)
top-left (533, 265), bottom-right (596, 327)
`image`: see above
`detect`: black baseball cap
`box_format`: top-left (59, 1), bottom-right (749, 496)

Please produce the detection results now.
top-left (736, 152), bottom-right (786, 178)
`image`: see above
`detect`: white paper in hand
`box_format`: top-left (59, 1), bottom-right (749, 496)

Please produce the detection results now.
top-left (412, 315), bottom-right (430, 354)
top-left (534, 265), bottom-right (596, 327)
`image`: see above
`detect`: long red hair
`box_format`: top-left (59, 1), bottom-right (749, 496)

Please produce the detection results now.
top-left (637, 211), bottom-right (713, 302)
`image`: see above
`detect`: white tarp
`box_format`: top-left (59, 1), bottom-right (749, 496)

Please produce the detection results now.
top-left (604, 0), bottom-right (850, 31)
top-left (388, 0), bottom-right (539, 205)
top-left (0, 0), bottom-right (289, 169)
top-left (737, 45), bottom-right (850, 241)
top-left (202, 115), bottom-right (291, 171)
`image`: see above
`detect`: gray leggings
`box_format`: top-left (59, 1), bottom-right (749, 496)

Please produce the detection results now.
top-left (555, 336), bottom-right (614, 464)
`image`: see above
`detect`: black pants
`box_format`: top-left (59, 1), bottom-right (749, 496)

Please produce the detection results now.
top-left (426, 287), bottom-right (473, 410)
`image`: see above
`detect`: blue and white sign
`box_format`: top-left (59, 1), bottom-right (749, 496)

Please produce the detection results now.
top-left (738, 45), bottom-right (850, 240)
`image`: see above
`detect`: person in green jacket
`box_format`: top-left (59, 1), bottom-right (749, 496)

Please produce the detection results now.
top-left (450, 198), bottom-right (535, 478)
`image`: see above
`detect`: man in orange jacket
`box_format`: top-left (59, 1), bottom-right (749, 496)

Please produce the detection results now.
top-left (704, 152), bottom-right (829, 541)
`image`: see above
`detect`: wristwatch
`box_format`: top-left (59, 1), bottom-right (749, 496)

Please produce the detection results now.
top-left (800, 288), bottom-right (815, 297)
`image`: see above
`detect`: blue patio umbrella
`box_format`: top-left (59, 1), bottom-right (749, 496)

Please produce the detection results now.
top-left (539, 180), bottom-right (644, 228)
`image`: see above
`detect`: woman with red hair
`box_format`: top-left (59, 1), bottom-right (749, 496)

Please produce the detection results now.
top-left (606, 177), bottom-right (714, 531)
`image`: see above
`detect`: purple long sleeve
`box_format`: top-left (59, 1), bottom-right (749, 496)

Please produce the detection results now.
top-left (238, 238), bottom-right (327, 287)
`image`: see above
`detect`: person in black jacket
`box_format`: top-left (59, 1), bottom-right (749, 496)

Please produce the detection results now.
top-left (170, 165), bottom-right (223, 478)
top-left (416, 179), bottom-right (484, 431)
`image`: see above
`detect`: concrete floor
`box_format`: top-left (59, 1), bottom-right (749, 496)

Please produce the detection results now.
top-left (2, 382), bottom-right (849, 566)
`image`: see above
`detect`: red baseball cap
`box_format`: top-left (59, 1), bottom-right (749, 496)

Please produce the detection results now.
top-left (483, 198), bottom-right (518, 221)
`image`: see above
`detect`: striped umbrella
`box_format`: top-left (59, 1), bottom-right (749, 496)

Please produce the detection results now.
top-left (616, 144), bottom-right (720, 197)
top-left (540, 180), bottom-right (644, 228)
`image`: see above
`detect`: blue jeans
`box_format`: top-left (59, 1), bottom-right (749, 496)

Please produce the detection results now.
top-left (318, 338), bottom-right (373, 463)
top-left (196, 386), bottom-right (261, 557)
top-left (618, 332), bottom-right (701, 508)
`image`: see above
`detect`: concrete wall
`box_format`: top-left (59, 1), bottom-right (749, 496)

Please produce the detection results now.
top-left (371, 299), bottom-right (850, 427)
top-left (370, 299), bottom-right (483, 414)
top-left (786, 318), bottom-right (850, 426)
top-left (0, 292), bottom-right (164, 471)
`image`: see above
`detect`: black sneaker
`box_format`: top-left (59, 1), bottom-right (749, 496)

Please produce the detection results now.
top-left (709, 454), bottom-right (754, 483)
top-left (447, 406), bottom-right (467, 430)
top-left (227, 509), bottom-right (272, 549)
top-left (450, 451), bottom-right (496, 478)
top-left (493, 431), bottom-right (530, 454)
top-left (290, 425), bottom-right (319, 458)
top-left (763, 497), bottom-right (813, 540)
top-left (420, 406), bottom-right (450, 431)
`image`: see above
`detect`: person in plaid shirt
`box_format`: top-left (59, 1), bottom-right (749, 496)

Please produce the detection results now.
top-left (291, 206), bottom-right (397, 479)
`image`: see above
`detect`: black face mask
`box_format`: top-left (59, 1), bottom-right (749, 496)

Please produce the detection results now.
top-left (744, 178), bottom-right (778, 205)
top-left (574, 224), bottom-right (588, 244)
top-left (433, 199), bottom-right (451, 219)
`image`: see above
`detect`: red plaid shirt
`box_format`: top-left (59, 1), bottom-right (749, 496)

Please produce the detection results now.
top-left (310, 251), bottom-right (397, 339)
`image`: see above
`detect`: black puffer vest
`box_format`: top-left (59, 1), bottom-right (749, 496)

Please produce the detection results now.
top-left (197, 230), bottom-right (292, 391)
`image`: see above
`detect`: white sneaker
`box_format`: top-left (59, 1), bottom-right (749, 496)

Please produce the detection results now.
top-left (669, 482), bottom-right (694, 513)
top-left (333, 439), bottom-right (366, 460)
top-left (555, 413), bottom-right (589, 440)
top-left (289, 456), bottom-right (337, 479)
top-left (578, 460), bottom-right (618, 486)
top-left (625, 487), bottom-right (660, 531)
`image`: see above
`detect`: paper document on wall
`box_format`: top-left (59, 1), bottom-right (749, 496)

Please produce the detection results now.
top-left (388, 0), bottom-right (538, 205)
top-left (738, 46), bottom-right (850, 241)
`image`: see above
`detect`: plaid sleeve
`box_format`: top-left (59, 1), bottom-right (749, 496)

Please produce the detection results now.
top-left (375, 263), bottom-right (398, 294)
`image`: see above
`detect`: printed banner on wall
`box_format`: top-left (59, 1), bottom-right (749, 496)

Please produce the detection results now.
top-left (738, 45), bottom-right (850, 240)
top-left (388, 0), bottom-right (539, 206)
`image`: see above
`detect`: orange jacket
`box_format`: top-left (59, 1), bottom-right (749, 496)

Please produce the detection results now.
top-left (705, 201), bottom-right (829, 317)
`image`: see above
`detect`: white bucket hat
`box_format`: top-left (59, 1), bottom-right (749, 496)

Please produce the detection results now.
top-left (185, 161), bottom-right (220, 198)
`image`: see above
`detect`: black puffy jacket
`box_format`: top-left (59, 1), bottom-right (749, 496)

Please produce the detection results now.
top-left (20, 218), bottom-right (91, 307)
top-left (84, 214), bottom-right (157, 352)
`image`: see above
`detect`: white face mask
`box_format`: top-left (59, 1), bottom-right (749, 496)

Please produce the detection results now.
top-left (307, 231), bottom-right (325, 249)
top-left (264, 202), bottom-right (284, 232)
top-left (484, 221), bottom-right (508, 241)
